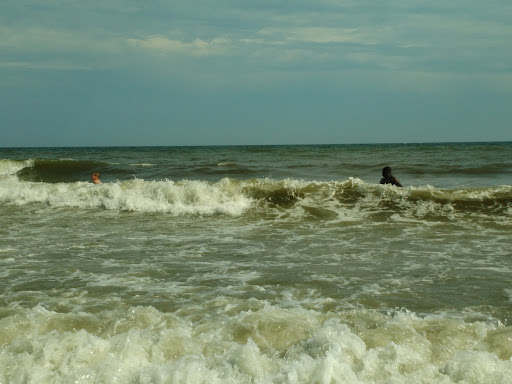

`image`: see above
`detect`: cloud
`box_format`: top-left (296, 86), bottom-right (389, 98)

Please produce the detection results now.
top-left (126, 35), bottom-right (231, 57)
top-left (0, 25), bottom-right (124, 55)
top-left (1, 0), bottom-right (511, 87)
top-left (258, 26), bottom-right (376, 45)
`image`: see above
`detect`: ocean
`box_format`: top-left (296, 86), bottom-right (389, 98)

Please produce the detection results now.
top-left (1, 142), bottom-right (511, 383)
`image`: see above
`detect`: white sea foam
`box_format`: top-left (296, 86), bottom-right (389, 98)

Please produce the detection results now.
top-left (130, 163), bottom-right (155, 167)
top-left (1, 174), bottom-right (510, 222)
top-left (1, 304), bottom-right (511, 384)
top-left (0, 159), bottom-right (34, 175)
top-left (0, 177), bottom-right (253, 215)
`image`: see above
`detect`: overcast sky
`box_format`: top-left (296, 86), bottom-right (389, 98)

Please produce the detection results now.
top-left (1, 0), bottom-right (511, 147)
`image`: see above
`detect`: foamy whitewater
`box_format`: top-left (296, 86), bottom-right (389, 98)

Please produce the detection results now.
top-left (1, 143), bottom-right (511, 383)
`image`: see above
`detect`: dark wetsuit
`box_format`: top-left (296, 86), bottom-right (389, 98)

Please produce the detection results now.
top-left (380, 176), bottom-right (402, 187)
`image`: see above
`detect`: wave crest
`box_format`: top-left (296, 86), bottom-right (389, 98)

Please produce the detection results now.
top-left (0, 176), bottom-right (510, 218)
top-left (0, 159), bottom-right (34, 176)
top-left (0, 178), bottom-right (252, 215)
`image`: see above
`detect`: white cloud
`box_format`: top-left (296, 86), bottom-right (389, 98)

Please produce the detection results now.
top-left (126, 35), bottom-right (231, 56)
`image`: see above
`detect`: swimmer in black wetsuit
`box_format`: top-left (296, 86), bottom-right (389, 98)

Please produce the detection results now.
top-left (380, 166), bottom-right (402, 187)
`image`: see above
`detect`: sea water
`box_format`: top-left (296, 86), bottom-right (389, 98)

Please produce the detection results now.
top-left (0, 143), bottom-right (511, 383)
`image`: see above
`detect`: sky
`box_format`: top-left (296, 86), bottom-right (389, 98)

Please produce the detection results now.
top-left (1, 0), bottom-right (511, 147)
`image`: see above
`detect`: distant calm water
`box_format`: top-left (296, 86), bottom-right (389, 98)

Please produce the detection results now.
top-left (1, 143), bottom-right (511, 383)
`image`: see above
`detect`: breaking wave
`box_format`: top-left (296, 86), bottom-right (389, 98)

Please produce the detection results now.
top-left (1, 303), bottom-right (511, 384)
top-left (0, 171), bottom-right (510, 220)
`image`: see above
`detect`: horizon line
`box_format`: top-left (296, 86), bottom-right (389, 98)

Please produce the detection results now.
top-left (1, 140), bottom-right (511, 150)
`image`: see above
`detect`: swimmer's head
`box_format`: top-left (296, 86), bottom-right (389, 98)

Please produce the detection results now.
top-left (382, 166), bottom-right (392, 177)
top-left (91, 172), bottom-right (101, 184)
